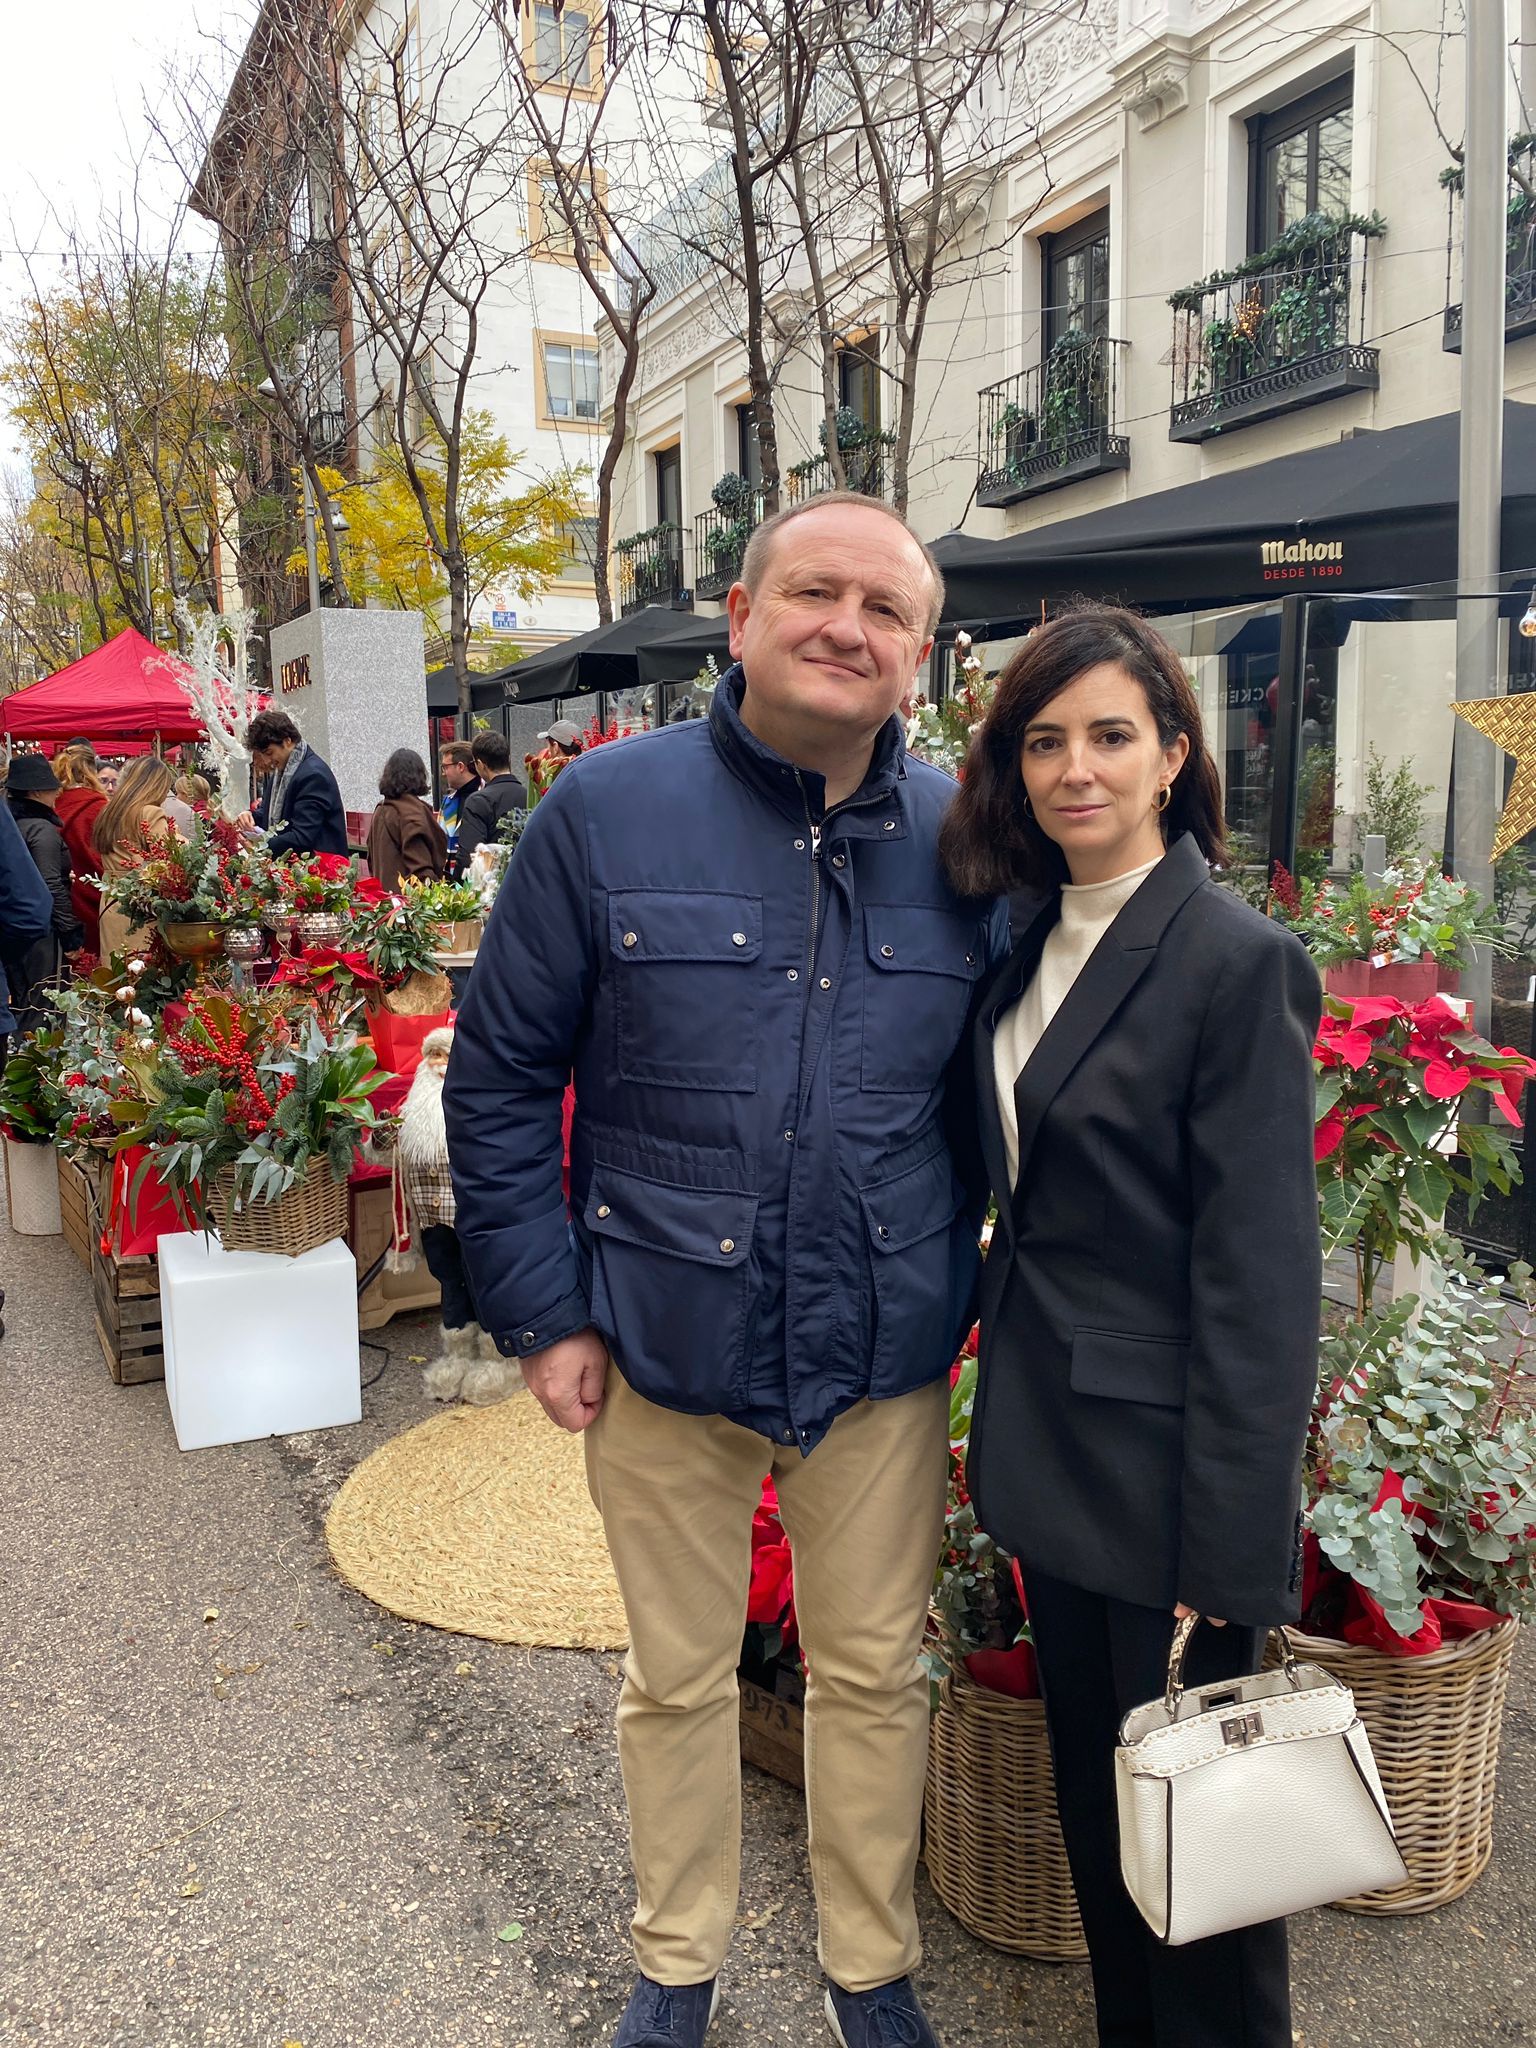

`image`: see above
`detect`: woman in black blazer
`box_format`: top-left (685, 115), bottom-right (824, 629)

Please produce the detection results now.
top-left (939, 608), bottom-right (1321, 2048)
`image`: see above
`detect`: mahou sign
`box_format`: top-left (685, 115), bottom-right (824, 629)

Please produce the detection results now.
top-left (1260, 538), bottom-right (1345, 583)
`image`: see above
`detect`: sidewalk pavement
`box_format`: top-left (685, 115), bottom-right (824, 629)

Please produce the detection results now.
top-left (1, 1198), bottom-right (1532, 2048)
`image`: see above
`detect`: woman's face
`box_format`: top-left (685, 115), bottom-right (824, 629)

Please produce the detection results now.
top-left (1019, 662), bottom-right (1189, 885)
top-left (98, 765), bottom-right (119, 795)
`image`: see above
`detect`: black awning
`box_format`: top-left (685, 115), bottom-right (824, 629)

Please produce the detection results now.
top-left (488, 607), bottom-right (728, 705)
top-left (933, 401), bottom-right (1536, 634)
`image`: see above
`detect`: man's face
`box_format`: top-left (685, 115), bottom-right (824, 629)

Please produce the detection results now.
top-left (251, 737), bottom-right (297, 776)
top-left (725, 505), bottom-right (935, 746)
top-left (440, 755), bottom-right (471, 791)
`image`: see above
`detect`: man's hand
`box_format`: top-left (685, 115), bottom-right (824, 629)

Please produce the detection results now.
top-left (520, 1327), bottom-right (608, 1433)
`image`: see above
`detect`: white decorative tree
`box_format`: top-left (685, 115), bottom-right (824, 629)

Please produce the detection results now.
top-left (164, 603), bottom-right (269, 818)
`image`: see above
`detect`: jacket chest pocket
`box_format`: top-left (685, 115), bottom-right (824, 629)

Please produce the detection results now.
top-left (861, 905), bottom-right (985, 1093)
top-left (610, 889), bottom-right (762, 1092)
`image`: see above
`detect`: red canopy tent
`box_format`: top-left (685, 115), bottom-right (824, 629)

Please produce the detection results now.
top-left (1, 628), bottom-right (204, 750)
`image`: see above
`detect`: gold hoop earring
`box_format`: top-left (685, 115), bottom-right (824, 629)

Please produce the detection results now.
top-left (1155, 786), bottom-right (1171, 814)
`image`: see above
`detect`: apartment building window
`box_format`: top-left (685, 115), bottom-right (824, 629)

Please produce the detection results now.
top-left (1249, 75), bottom-right (1353, 250)
top-left (529, 162), bottom-right (605, 264)
top-left (735, 402), bottom-right (762, 488)
top-left (1042, 209), bottom-right (1109, 349)
top-left (538, 334), bottom-right (601, 425)
top-left (655, 445), bottom-right (683, 530)
top-left (555, 514), bottom-right (600, 585)
top-left (526, 3), bottom-right (600, 93)
top-left (837, 330), bottom-right (881, 436)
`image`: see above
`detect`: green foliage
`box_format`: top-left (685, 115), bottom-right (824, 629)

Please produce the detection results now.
top-left (1354, 747), bottom-right (1433, 867)
top-left (1309, 1247), bottom-right (1536, 1636)
top-left (405, 877), bottom-right (484, 923)
top-left (1168, 210), bottom-right (1388, 311)
top-left (1493, 840), bottom-right (1536, 958)
top-left (711, 470), bottom-right (753, 517)
top-left (0, 1033), bottom-right (64, 1144)
top-left (1273, 859), bottom-right (1509, 972)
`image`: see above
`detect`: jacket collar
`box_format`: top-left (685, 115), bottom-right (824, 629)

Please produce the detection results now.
top-left (708, 662), bottom-right (908, 839)
top-left (8, 795), bottom-right (60, 829)
top-left (974, 833), bottom-right (1211, 1233)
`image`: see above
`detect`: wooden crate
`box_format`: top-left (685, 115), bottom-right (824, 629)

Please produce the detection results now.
top-left (57, 1152), bottom-right (100, 1270)
top-left (86, 1172), bottom-right (165, 1385)
top-left (739, 1679), bottom-right (805, 1789)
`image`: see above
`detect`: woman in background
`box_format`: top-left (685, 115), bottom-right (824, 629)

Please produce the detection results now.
top-left (53, 748), bottom-right (108, 955)
top-left (367, 748), bottom-right (447, 892)
top-left (93, 757), bottom-right (178, 966)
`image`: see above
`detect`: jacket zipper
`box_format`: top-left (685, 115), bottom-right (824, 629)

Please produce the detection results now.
top-left (796, 774), bottom-right (822, 988)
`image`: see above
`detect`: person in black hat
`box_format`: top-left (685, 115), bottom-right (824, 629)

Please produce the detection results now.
top-left (4, 754), bottom-right (84, 1033)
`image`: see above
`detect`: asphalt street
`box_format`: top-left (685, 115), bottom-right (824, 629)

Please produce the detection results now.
top-left (1, 1194), bottom-right (1532, 2047)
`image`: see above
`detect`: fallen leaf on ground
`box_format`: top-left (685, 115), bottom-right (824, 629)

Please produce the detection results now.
top-left (455, 1662), bottom-right (474, 1675)
top-left (372, 1642), bottom-right (396, 1657)
top-left (202, 1609), bottom-right (219, 1623)
top-left (740, 1901), bottom-right (783, 1931)
top-left (497, 1923), bottom-right (524, 1942)
top-left (179, 1882), bottom-right (202, 1898)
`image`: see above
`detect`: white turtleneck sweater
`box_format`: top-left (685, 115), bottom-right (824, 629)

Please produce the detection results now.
top-left (993, 855), bottom-right (1162, 1193)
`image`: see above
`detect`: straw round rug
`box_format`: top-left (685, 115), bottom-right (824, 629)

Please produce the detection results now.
top-left (325, 1397), bottom-right (629, 1649)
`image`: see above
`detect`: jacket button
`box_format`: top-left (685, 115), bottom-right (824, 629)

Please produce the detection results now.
top-left (596, 1204), bottom-right (611, 1218)
top-left (787, 969), bottom-right (798, 981)
top-left (880, 944), bottom-right (894, 959)
top-left (877, 1225), bottom-right (890, 1239)
top-left (622, 932), bottom-right (638, 948)
top-left (732, 932), bottom-right (747, 946)
top-left (520, 1330), bottom-right (537, 1347)
top-left (883, 820), bottom-right (896, 831)
top-left (783, 1129), bottom-right (795, 1142)
top-left (965, 953), bottom-right (975, 965)
top-left (819, 977), bottom-right (831, 990)
top-left (832, 854), bottom-right (845, 868)
top-left (795, 838), bottom-right (806, 850)
top-left (720, 1238), bottom-right (736, 1254)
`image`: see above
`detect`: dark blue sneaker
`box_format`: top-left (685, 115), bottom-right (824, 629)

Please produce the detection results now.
top-left (612, 1974), bottom-right (720, 2046)
top-left (825, 1976), bottom-right (942, 2047)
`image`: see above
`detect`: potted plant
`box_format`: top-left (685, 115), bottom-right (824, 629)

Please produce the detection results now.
top-left (1313, 991), bottom-right (1534, 1314)
top-left (404, 876), bottom-right (486, 955)
top-left (1271, 858), bottom-right (1509, 999)
top-left (272, 851), bottom-right (361, 948)
top-left (111, 989), bottom-right (389, 1257)
top-left (0, 1034), bottom-right (63, 1234)
top-left (1293, 1244), bottom-right (1533, 1911)
top-left (101, 810), bottom-right (275, 974)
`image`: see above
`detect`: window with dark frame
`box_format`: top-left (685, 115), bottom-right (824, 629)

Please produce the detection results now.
top-left (837, 331), bottom-right (881, 435)
top-left (1041, 208), bottom-right (1110, 354)
top-left (654, 445), bottom-right (682, 530)
top-left (1248, 74), bottom-right (1354, 253)
top-left (735, 402), bottom-right (763, 489)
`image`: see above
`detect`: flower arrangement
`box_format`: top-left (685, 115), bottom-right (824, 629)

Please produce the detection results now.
top-left (272, 850), bottom-right (359, 913)
top-left (404, 877), bottom-right (484, 925)
top-left (1303, 1243), bottom-right (1536, 1653)
top-left (1271, 858), bottom-right (1509, 973)
top-left (269, 947), bottom-right (386, 1029)
top-left (905, 631), bottom-right (997, 779)
top-left (1314, 993), bottom-right (1535, 1313)
top-left (101, 808), bottom-right (274, 928)
top-left (346, 888), bottom-right (442, 989)
top-left (928, 1334), bottom-right (1034, 1698)
top-left (110, 989), bottom-right (389, 1228)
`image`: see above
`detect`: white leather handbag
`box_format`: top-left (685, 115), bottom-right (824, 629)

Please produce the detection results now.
top-left (1115, 1612), bottom-right (1408, 1946)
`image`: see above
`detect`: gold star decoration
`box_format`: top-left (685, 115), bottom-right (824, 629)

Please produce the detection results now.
top-left (1452, 691), bottom-right (1536, 858)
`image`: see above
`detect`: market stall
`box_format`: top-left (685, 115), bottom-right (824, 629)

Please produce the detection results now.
top-left (0, 628), bottom-right (206, 749)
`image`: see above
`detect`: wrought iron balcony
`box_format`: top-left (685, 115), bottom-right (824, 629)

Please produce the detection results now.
top-left (1443, 141), bottom-right (1536, 349)
top-left (306, 410), bottom-right (350, 468)
top-left (693, 495), bottom-right (763, 600)
top-left (1167, 218), bottom-right (1382, 444)
top-left (784, 437), bottom-right (892, 504)
top-left (617, 523), bottom-right (687, 614)
top-left (977, 336), bottom-right (1130, 509)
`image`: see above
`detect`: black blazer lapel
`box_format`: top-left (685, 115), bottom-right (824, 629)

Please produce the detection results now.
top-left (1007, 835), bottom-right (1214, 1201)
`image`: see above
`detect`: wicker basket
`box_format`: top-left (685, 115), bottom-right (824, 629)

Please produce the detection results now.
top-left (1279, 1621), bottom-right (1519, 1914)
top-left (924, 1667), bottom-right (1087, 1960)
top-left (211, 1168), bottom-right (349, 1259)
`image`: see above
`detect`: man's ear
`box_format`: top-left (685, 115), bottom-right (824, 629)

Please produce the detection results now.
top-left (726, 582), bottom-right (752, 662)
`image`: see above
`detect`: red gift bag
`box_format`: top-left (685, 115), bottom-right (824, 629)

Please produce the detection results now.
top-left (365, 1005), bottom-right (453, 1077)
top-left (106, 1144), bottom-right (194, 1256)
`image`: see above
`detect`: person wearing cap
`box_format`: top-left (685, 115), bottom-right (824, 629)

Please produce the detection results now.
top-left (455, 730), bottom-right (526, 867)
top-left (526, 717), bottom-right (584, 806)
top-left (4, 755), bottom-right (84, 1033)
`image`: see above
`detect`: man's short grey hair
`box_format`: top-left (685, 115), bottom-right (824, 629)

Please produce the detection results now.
top-left (738, 490), bottom-right (946, 637)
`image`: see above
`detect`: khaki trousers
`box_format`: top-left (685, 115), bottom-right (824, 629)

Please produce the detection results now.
top-left (584, 1367), bottom-right (949, 1992)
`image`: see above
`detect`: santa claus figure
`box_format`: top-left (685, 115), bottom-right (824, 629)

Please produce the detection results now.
top-left (396, 1025), bottom-right (521, 1404)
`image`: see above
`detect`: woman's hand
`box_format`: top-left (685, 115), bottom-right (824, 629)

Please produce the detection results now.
top-left (1174, 1602), bottom-right (1226, 1627)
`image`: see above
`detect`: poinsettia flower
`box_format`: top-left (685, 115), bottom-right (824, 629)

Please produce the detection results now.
top-left (354, 876), bottom-right (389, 905)
top-left (1314, 1107), bottom-right (1347, 1160)
top-left (1422, 1057), bottom-right (1473, 1099)
top-left (1315, 1017), bottom-right (1375, 1070)
top-left (309, 853), bottom-right (353, 881)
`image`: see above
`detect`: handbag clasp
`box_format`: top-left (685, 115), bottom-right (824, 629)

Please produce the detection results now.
top-left (1221, 1711), bottom-right (1265, 1747)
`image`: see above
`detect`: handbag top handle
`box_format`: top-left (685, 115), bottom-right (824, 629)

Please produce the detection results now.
top-left (1162, 1611), bottom-right (1303, 1718)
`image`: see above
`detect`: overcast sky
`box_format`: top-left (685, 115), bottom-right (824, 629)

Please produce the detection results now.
top-left (0, 0), bottom-right (257, 461)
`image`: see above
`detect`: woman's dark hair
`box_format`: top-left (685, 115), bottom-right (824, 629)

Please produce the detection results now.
top-left (938, 605), bottom-right (1227, 899)
top-left (379, 747), bottom-right (430, 800)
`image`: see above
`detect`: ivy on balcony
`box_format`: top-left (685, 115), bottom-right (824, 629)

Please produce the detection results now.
top-left (1442, 138), bottom-right (1536, 348)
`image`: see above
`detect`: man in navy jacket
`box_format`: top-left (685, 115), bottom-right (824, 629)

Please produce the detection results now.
top-left (244, 710), bottom-right (348, 857)
top-left (446, 496), bottom-right (1005, 2048)
top-left (0, 795), bottom-right (54, 1060)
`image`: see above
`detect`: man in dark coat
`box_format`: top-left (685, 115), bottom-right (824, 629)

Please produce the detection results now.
top-left (446, 495), bottom-right (1007, 2048)
top-left (244, 710), bottom-right (349, 858)
top-left (0, 794), bottom-right (54, 1063)
top-left (453, 730), bottom-right (525, 866)
top-left (4, 755), bottom-right (84, 1036)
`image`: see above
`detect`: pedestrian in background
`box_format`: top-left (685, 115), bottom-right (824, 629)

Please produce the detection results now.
top-left (53, 748), bottom-right (108, 955)
top-left (940, 606), bottom-right (1321, 2048)
top-left (4, 755), bottom-right (84, 1032)
top-left (437, 740), bottom-right (481, 878)
top-left (367, 748), bottom-right (448, 891)
top-left (455, 731), bottom-right (525, 867)
top-left (93, 756), bottom-right (178, 965)
top-left (0, 795), bottom-right (55, 1067)
top-left (244, 710), bottom-right (348, 857)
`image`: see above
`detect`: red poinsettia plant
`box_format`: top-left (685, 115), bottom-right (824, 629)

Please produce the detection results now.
top-left (270, 946), bottom-right (385, 1028)
top-left (101, 807), bottom-right (275, 927)
top-left (1314, 993), bottom-right (1536, 1314)
top-left (272, 850), bottom-right (359, 911)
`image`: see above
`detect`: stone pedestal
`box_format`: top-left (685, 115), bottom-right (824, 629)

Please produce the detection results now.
top-left (267, 610), bottom-right (427, 817)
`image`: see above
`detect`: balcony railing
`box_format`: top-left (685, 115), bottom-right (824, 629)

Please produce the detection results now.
top-left (693, 495), bottom-right (763, 601)
top-left (977, 335), bottom-right (1130, 509)
top-left (1443, 141), bottom-right (1536, 349)
top-left (617, 523), bottom-right (687, 614)
top-left (1168, 216), bottom-right (1382, 444)
top-left (784, 436), bottom-right (892, 504)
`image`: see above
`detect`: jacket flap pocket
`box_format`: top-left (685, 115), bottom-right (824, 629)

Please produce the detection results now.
top-left (585, 1163), bottom-right (758, 1268)
top-left (1069, 1328), bottom-right (1189, 1408)
top-left (864, 905), bottom-right (985, 980)
top-left (610, 890), bottom-right (763, 963)
top-left (860, 1149), bottom-right (964, 1253)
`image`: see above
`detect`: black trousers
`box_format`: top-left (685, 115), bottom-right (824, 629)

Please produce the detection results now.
top-left (421, 1222), bottom-right (477, 1330)
top-left (1021, 1568), bottom-right (1292, 2048)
